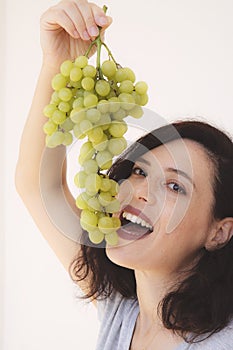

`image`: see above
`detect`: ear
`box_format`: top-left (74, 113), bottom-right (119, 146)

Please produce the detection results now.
top-left (205, 217), bottom-right (233, 251)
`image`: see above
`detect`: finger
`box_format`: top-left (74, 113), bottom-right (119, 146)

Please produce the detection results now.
top-left (90, 3), bottom-right (113, 29)
top-left (75, 0), bottom-right (99, 39)
top-left (41, 6), bottom-right (81, 39)
top-left (59, 1), bottom-right (91, 40)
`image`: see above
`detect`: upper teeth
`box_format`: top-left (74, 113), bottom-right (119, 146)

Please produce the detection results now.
top-left (122, 212), bottom-right (153, 231)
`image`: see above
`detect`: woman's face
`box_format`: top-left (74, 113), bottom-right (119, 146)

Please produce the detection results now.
top-left (106, 138), bottom-right (216, 275)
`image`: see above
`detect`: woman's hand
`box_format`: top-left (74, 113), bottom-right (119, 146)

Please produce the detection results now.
top-left (40, 0), bottom-right (112, 67)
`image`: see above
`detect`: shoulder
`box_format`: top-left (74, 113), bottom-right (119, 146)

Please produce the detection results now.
top-left (186, 319), bottom-right (233, 349)
top-left (96, 290), bottom-right (138, 323)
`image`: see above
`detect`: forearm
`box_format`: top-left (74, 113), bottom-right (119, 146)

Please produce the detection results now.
top-left (15, 62), bottom-right (66, 194)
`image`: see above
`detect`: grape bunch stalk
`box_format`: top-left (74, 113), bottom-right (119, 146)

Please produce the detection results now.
top-left (42, 6), bottom-right (149, 246)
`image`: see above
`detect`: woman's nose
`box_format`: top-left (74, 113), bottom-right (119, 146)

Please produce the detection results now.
top-left (133, 178), bottom-right (150, 203)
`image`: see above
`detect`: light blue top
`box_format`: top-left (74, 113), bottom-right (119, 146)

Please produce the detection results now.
top-left (96, 290), bottom-right (233, 350)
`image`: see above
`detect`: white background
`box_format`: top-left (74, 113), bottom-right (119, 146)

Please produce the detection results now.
top-left (2, 0), bottom-right (233, 349)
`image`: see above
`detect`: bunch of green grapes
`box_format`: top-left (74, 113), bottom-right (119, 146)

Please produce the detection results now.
top-left (43, 20), bottom-right (148, 246)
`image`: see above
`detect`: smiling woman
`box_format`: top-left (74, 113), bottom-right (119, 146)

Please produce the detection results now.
top-left (14, 0), bottom-right (233, 349)
top-left (70, 120), bottom-right (233, 349)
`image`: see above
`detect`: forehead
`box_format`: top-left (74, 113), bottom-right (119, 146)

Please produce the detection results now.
top-left (138, 138), bottom-right (214, 183)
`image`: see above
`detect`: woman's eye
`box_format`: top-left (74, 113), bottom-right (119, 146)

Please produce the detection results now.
top-left (132, 167), bottom-right (147, 177)
top-left (167, 182), bottom-right (186, 195)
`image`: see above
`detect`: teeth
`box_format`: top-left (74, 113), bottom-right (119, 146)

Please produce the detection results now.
top-left (122, 211), bottom-right (153, 231)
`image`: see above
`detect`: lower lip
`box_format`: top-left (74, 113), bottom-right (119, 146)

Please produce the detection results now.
top-left (116, 227), bottom-right (151, 241)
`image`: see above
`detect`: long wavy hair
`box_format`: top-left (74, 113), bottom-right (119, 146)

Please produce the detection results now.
top-left (69, 119), bottom-right (233, 343)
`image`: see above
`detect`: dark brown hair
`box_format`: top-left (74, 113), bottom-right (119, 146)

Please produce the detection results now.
top-left (69, 119), bottom-right (233, 343)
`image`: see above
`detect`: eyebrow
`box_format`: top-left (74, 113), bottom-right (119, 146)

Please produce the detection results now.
top-left (136, 157), bottom-right (196, 189)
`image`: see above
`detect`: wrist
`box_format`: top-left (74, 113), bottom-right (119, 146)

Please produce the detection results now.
top-left (41, 54), bottom-right (64, 72)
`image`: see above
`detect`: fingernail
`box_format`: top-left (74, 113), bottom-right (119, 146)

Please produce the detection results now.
top-left (89, 26), bottom-right (99, 36)
top-left (98, 16), bottom-right (108, 26)
top-left (83, 30), bottom-right (90, 40)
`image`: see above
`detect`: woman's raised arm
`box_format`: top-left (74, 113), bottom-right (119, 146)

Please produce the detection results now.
top-left (15, 0), bottom-right (112, 273)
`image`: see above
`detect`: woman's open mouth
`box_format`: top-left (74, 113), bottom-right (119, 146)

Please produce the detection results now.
top-left (117, 210), bottom-right (153, 241)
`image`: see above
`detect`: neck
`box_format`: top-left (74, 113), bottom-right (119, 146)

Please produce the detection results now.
top-left (134, 270), bottom-right (178, 332)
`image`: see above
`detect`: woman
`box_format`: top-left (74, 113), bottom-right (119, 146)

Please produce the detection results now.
top-left (15, 1), bottom-right (233, 349)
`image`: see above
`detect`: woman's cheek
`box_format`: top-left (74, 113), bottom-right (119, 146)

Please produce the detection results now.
top-left (117, 180), bottom-right (135, 206)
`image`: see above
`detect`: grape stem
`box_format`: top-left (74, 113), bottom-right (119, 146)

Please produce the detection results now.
top-left (84, 5), bottom-right (118, 79)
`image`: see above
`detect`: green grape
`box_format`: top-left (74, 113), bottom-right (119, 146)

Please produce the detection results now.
top-left (43, 104), bottom-right (57, 118)
top-left (124, 67), bottom-right (136, 83)
top-left (60, 60), bottom-right (74, 77)
top-left (76, 89), bottom-right (85, 98)
top-left (83, 90), bottom-right (94, 97)
top-left (92, 133), bottom-right (108, 152)
top-left (43, 120), bottom-right (58, 135)
top-left (128, 105), bottom-right (143, 119)
top-left (87, 197), bottom-right (102, 212)
top-left (106, 89), bottom-right (116, 99)
top-left (75, 55), bottom-right (88, 68)
top-left (95, 80), bottom-right (111, 97)
top-left (139, 93), bottom-right (149, 106)
top-left (52, 110), bottom-right (66, 124)
top-left (98, 191), bottom-right (113, 206)
top-left (100, 177), bottom-right (112, 192)
top-left (58, 88), bottom-right (73, 102)
top-left (96, 150), bottom-right (112, 169)
top-left (83, 159), bottom-right (99, 174)
top-left (81, 77), bottom-right (95, 91)
top-left (131, 91), bottom-right (141, 105)
top-left (88, 229), bottom-right (105, 244)
top-left (62, 131), bottom-right (73, 146)
top-left (80, 209), bottom-right (98, 231)
top-left (46, 131), bottom-right (65, 148)
top-left (97, 100), bottom-right (109, 113)
top-left (135, 81), bottom-right (148, 95)
top-left (119, 80), bottom-right (134, 93)
top-left (112, 217), bottom-right (121, 229)
top-left (70, 67), bottom-right (83, 82)
top-left (108, 97), bottom-right (121, 113)
top-left (82, 65), bottom-right (97, 78)
top-left (70, 108), bottom-right (86, 124)
top-left (74, 171), bottom-right (86, 188)
top-left (118, 93), bottom-right (135, 110)
top-left (80, 119), bottom-right (93, 135)
top-left (109, 121), bottom-right (128, 137)
top-left (108, 137), bottom-right (127, 155)
top-left (95, 113), bottom-right (111, 130)
top-left (86, 108), bottom-right (101, 123)
top-left (50, 91), bottom-right (61, 104)
top-left (73, 124), bottom-right (85, 139)
top-left (70, 80), bottom-right (82, 88)
top-left (58, 101), bottom-right (71, 113)
top-left (105, 231), bottom-right (118, 246)
top-left (101, 60), bottom-right (117, 78)
top-left (109, 179), bottom-right (119, 196)
top-left (51, 74), bottom-right (67, 91)
top-left (105, 198), bottom-right (120, 213)
top-left (98, 216), bottom-right (116, 234)
top-left (85, 173), bottom-right (102, 193)
top-left (76, 192), bottom-right (90, 210)
top-left (73, 97), bottom-right (84, 109)
top-left (60, 118), bottom-right (74, 132)
top-left (84, 94), bottom-right (98, 107)
top-left (112, 108), bottom-right (127, 120)
top-left (88, 126), bottom-right (104, 143)
top-left (115, 68), bottom-right (128, 82)
top-left (78, 141), bottom-right (95, 164)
